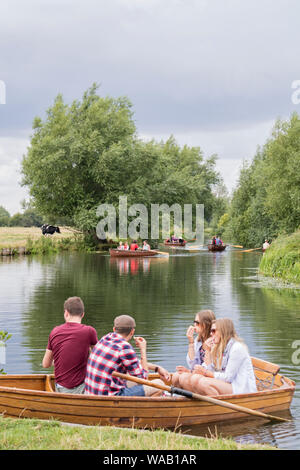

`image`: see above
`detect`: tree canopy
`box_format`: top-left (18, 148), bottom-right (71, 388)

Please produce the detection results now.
top-left (21, 85), bottom-right (222, 239)
top-left (224, 113), bottom-right (300, 246)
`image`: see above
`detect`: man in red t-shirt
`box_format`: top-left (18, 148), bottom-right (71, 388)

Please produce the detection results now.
top-left (42, 296), bottom-right (98, 394)
top-left (129, 240), bottom-right (139, 251)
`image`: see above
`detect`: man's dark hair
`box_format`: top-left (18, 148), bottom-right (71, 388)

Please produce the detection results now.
top-left (115, 326), bottom-right (133, 336)
top-left (64, 297), bottom-right (85, 317)
top-left (114, 315), bottom-right (135, 337)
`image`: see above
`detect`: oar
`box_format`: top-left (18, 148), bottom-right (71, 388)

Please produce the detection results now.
top-left (155, 251), bottom-right (169, 257)
top-left (240, 247), bottom-right (262, 253)
top-left (228, 245), bottom-right (244, 248)
top-left (112, 372), bottom-right (290, 423)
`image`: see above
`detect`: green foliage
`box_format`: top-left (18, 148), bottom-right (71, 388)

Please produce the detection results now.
top-left (21, 85), bottom-right (221, 242)
top-left (226, 114), bottom-right (300, 247)
top-left (0, 331), bottom-right (11, 375)
top-left (25, 235), bottom-right (83, 255)
top-left (0, 203), bottom-right (43, 227)
top-left (0, 206), bottom-right (10, 227)
top-left (259, 230), bottom-right (300, 284)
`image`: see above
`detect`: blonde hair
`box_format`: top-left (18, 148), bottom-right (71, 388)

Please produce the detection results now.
top-left (211, 318), bottom-right (244, 370)
top-left (195, 310), bottom-right (216, 343)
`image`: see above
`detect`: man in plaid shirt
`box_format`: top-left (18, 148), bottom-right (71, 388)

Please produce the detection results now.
top-left (85, 315), bottom-right (169, 396)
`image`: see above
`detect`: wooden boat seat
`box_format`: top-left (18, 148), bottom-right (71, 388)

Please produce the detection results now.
top-left (45, 375), bottom-right (54, 392)
top-left (252, 357), bottom-right (280, 391)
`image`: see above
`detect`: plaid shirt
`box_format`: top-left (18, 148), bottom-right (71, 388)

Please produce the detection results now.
top-left (85, 332), bottom-right (148, 395)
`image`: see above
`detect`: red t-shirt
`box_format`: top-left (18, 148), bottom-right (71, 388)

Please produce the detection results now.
top-left (130, 243), bottom-right (139, 251)
top-left (47, 322), bottom-right (98, 389)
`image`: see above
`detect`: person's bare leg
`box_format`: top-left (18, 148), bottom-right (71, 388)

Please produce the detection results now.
top-left (171, 372), bottom-right (181, 387)
top-left (143, 379), bottom-right (166, 396)
top-left (190, 374), bottom-right (232, 396)
top-left (177, 372), bottom-right (194, 391)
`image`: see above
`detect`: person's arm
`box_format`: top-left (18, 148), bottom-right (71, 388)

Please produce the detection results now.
top-left (134, 336), bottom-right (148, 371)
top-left (147, 362), bottom-right (170, 381)
top-left (120, 338), bottom-right (148, 378)
top-left (213, 343), bottom-right (247, 383)
top-left (42, 349), bottom-right (54, 368)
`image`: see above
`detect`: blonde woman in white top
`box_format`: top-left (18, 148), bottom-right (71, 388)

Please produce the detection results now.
top-left (188, 318), bottom-right (257, 396)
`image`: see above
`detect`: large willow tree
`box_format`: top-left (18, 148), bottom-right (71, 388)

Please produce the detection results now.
top-left (21, 85), bottom-right (221, 238)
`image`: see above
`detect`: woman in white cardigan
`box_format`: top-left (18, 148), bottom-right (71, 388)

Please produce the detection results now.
top-left (187, 318), bottom-right (257, 395)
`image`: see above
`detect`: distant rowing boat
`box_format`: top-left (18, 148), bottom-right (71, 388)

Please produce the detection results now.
top-left (0, 357), bottom-right (294, 428)
top-left (207, 244), bottom-right (226, 252)
top-left (164, 240), bottom-right (186, 247)
top-left (109, 249), bottom-right (159, 257)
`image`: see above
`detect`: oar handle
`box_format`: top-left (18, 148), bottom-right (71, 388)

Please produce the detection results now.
top-left (112, 371), bottom-right (171, 392)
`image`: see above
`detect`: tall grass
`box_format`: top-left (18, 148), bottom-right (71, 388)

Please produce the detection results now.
top-left (259, 230), bottom-right (300, 284)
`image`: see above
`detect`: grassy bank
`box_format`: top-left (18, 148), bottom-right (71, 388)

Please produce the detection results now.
top-left (259, 230), bottom-right (300, 284)
top-left (0, 417), bottom-right (274, 450)
top-left (0, 226), bottom-right (86, 255)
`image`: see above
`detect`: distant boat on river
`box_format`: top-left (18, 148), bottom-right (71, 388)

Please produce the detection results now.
top-left (207, 244), bottom-right (226, 252)
top-left (109, 249), bottom-right (159, 257)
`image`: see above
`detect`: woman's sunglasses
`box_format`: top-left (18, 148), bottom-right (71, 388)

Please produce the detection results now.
top-left (193, 320), bottom-right (200, 325)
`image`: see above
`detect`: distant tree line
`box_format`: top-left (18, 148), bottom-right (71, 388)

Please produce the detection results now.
top-left (0, 202), bottom-right (43, 227)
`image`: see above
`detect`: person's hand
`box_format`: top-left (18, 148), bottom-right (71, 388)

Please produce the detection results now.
top-left (134, 336), bottom-right (147, 352)
top-left (186, 326), bottom-right (195, 344)
top-left (176, 365), bottom-right (190, 374)
top-left (193, 365), bottom-right (207, 375)
top-left (156, 366), bottom-right (171, 382)
top-left (202, 337), bottom-right (214, 351)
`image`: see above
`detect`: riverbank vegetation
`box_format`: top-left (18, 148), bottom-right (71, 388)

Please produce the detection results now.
top-left (0, 226), bottom-right (85, 254)
top-left (222, 113), bottom-right (300, 248)
top-left (259, 230), bottom-right (300, 285)
top-left (0, 417), bottom-right (274, 450)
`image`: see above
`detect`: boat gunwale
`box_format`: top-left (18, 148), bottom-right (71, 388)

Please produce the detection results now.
top-left (109, 249), bottom-right (158, 257)
top-left (0, 374), bottom-right (295, 403)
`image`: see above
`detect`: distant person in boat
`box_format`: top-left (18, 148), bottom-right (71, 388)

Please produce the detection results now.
top-left (118, 241), bottom-right (125, 250)
top-left (85, 315), bottom-right (170, 397)
top-left (171, 310), bottom-right (216, 388)
top-left (130, 240), bottom-right (139, 251)
top-left (42, 297), bottom-right (98, 394)
top-left (211, 236), bottom-right (217, 245)
top-left (142, 240), bottom-right (151, 251)
top-left (124, 242), bottom-right (129, 250)
top-left (177, 318), bottom-right (257, 396)
top-left (263, 239), bottom-right (270, 251)
top-left (216, 236), bottom-right (223, 246)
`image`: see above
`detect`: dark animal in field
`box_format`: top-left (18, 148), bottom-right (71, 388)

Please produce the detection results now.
top-left (41, 224), bottom-right (61, 236)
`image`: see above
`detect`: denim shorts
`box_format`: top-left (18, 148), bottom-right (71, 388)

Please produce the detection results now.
top-left (116, 385), bottom-right (145, 397)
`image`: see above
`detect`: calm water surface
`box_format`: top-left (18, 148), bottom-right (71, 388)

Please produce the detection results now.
top-left (0, 248), bottom-right (299, 449)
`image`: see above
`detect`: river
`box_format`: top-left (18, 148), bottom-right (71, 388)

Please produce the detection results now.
top-left (0, 247), bottom-right (299, 449)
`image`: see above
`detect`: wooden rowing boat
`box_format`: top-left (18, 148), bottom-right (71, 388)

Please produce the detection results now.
top-left (109, 249), bottom-right (158, 257)
top-left (207, 244), bottom-right (226, 252)
top-left (164, 240), bottom-right (186, 247)
top-left (0, 358), bottom-right (294, 429)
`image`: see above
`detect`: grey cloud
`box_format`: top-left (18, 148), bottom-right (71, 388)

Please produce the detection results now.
top-left (0, 0), bottom-right (300, 135)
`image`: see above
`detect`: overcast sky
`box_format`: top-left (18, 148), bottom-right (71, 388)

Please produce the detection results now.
top-left (0, 0), bottom-right (300, 214)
